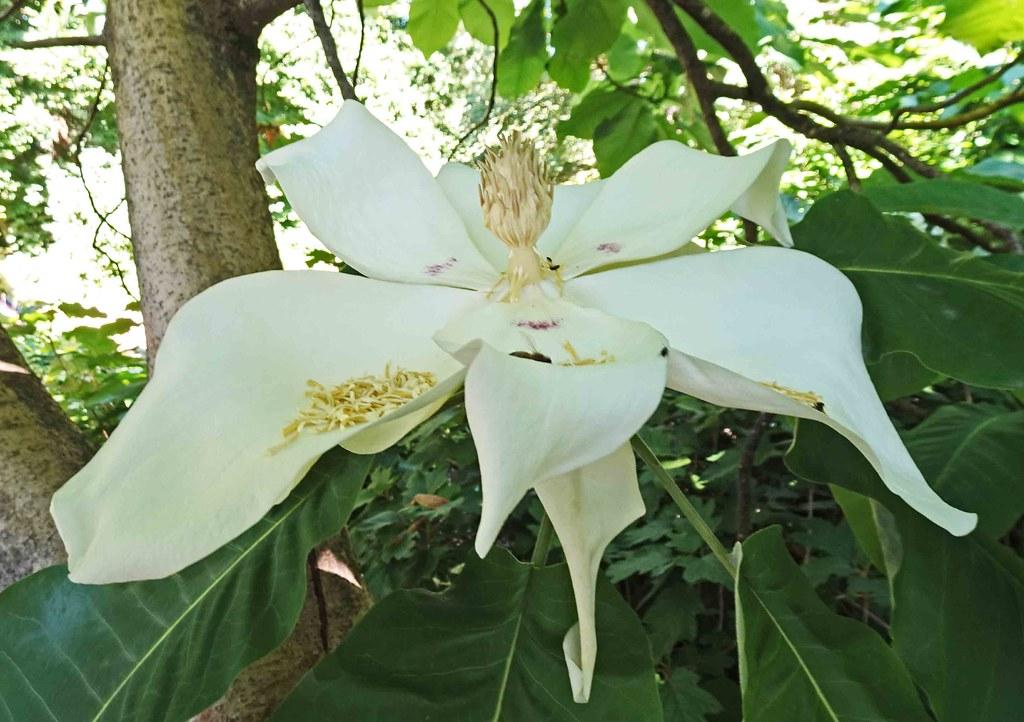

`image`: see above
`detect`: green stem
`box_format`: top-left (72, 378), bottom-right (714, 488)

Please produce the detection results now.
top-left (631, 435), bottom-right (737, 579)
top-left (531, 513), bottom-right (555, 567)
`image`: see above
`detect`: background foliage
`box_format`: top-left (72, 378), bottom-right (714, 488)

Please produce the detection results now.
top-left (2, 0), bottom-right (1023, 720)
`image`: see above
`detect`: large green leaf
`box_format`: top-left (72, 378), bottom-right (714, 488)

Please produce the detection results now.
top-left (786, 413), bottom-right (1024, 722)
top-left (939, 0), bottom-right (1024, 52)
top-left (793, 191), bottom-right (1024, 389)
top-left (861, 179), bottom-right (1024, 228)
top-left (496, 0), bottom-right (547, 98)
top-left (408, 0), bottom-right (461, 55)
top-left (593, 98), bottom-right (663, 176)
top-left (549, 0), bottom-right (627, 92)
top-left (904, 404), bottom-right (1024, 537)
top-left (459, 0), bottom-right (515, 50)
top-left (272, 548), bottom-right (662, 721)
top-left (735, 526), bottom-right (931, 722)
top-left (0, 449), bottom-right (372, 722)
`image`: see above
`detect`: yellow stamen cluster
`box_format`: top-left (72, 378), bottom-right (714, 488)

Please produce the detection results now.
top-left (479, 133), bottom-right (559, 302)
top-left (271, 364), bottom-right (437, 453)
top-left (760, 381), bottom-right (825, 411)
top-left (561, 341), bottom-right (615, 366)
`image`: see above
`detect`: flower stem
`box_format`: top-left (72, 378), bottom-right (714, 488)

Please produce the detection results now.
top-left (631, 435), bottom-right (737, 579)
top-left (531, 513), bottom-right (555, 567)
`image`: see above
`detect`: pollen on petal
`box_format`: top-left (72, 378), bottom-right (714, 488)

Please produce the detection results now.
top-left (270, 364), bottom-right (437, 453)
top-left (760, 380), bottom-right (825, 412)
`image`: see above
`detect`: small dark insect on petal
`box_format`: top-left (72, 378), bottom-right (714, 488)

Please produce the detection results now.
top-left (510, 350), bottom-right (553, 364)
top-left (660, 347), bottom-right (669, 357)
top-left (813, 401), bottom-right (826, 412)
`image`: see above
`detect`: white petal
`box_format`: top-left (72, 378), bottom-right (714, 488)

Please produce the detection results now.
top-left (435, 294), bottom-right (668, 555)
top-left (553, 140), bottom-right (794, 278)
top-left (52, 272), bottom-right (473, 583)
top-left (435, 162), bottom-right (605, 269)
top-left (535, 444), bottom-right (644, 703)
top-left (256, 102), bottom-right (497, 290)
top-left (566, 248), bottom-right (976, 536)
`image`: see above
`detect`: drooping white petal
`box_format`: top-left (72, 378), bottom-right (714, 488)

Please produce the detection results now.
top-left (52, 272), bottom-right (474, 583)
top-left (553, 140), bottom-right (794, 278)
top-left (435, 292), bottom-right (668, 555)
top-left (256, 102), bottom-right (498, 290)
top-left (566, 248), bottom-right (977, 536)
top-left (435, 162), bottom-right (604, 271)
top-left (534, 443), bottom-right (644, 704)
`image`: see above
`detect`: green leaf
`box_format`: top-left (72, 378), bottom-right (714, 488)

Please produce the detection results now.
top-left (643, 576), bottom-right (701, 660)
top-left (497, 0), bottom-right (547, 98)
top-left (904, 404), bottom-right (1024, 537)
top-left (735, 526), bottom-right (932, 722)
top-left (793, 191), bottom-right (1024, 389)
top-left (558, 86), bottom-right (635, 140)
top-left (0, 449), bottom-right (373, 722)
top-left (866, 351), bottom-right (944, 401)
top-left (272, 548), bottom-right (663, 721)
top-left (829, 485), bottom-right (887, 571)
top-left (593, 98), bottom-right (662, 176)
top-left (891, 512), bottom-right (1024, 722)
top-left (860, 179), bottom-right (1024, 228)
top-left (786, 415), bottom-right (1024, 722)
top-left (459, 0), bottom-right (514, 50)
top-left (408, 0), bottom-right (461, 55)
top-left (939, 0), bottom-right (1024, 52)
top-left (549, 0), bottom-right (627, 92)
top-left (58, 301), bottom-right (105, 318)
top-left (660, 668), bottom-right (722, 722)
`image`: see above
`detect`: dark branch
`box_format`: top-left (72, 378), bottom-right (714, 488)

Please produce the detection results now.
top-left (303, 0), bottom-right (358, 100)
top-left (70, 59), bottom-right (109, 159)
top-left (352, 0), bottom-right (366, 87)
top-left (447, 0), bottom-right (499, 161)
top-left (832, 143), bottom-right (860, 191)
top-left (7, 34), bottom-right (104, 49)
top-left (735, 413), bottom-right (769, 540)
top-left (646, 0), bottom-right (733, 156)
top-left (233, 0), bottom-right (301, 37)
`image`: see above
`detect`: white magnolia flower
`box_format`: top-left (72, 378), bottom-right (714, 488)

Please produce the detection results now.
top-left (51, 101), bottom-right (975, 703)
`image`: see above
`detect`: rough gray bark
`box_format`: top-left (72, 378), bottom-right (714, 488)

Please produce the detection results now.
top-left (106, 0), bottom-right (283, 364)
top-left (104, 2), bottom-right (372, 718)
top-left (0, 326), bottom-right (93, 590)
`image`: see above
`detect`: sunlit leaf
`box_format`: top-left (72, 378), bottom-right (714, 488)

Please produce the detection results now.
top-left (408, 0), bottom-right (461, 55)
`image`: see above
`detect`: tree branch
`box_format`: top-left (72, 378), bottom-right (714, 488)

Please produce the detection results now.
top-left (352, 0), bottom-right (366, 87)
top-left (233, 0), bottom-right (301, 37)
top-left (303, 0), bottom-right (358, 100)
top-left (7, 34), bottom-right (105, 49)
top-left (447, 0), bottom-right (499, 161)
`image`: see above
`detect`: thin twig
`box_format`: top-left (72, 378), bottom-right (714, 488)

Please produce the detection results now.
top-left (447, 0), bottom-right (500, 161)
top-left (735, 412), bottom-right (769, 540)
top-left (832, 143), bottom-right (860, 191)
top-left (7, 34), bottom-right (104, 49)
top-left (70, 59), bottom-right (109, 160)
top-left (352, 0), bottom-right (366, 87)
top-left (303, 0), bottom-right (358, 100)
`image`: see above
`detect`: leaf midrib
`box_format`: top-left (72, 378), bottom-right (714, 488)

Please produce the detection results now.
top-left (748, 587), bottom-right (841, 722)
top-left (91, 482), bottom-right (320, 721)
top-left (490, 565), bottom-right (536, 722)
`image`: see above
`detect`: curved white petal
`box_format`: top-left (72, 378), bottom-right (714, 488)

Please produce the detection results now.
top-left (435, 293), bottom-right (667, 555)
top-left (566, 248), bottom-right (976, 536)
top-left (52, 272), bottom-right (473, 583)
top-left (435, 162), bottom-right (604, 271)
top-left (553, 140), bottom-right (794, 278)
top-left (256, 102), bottom-right (497, 290)
top-left (535, 443), bottom-right (644, 703)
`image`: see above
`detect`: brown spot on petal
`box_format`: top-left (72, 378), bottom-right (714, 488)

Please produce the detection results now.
top-left (424, 257), bottom-right (458, 276)
top-left (597, 242), bottom-right (621, 254)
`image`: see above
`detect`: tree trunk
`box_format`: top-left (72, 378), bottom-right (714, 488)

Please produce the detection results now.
top-left (0, 326), bottom-right (93, 590)
top-left (105, 2), bottom-right (371, 718)
top-left (106, 0), bottom-right (283, 364)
